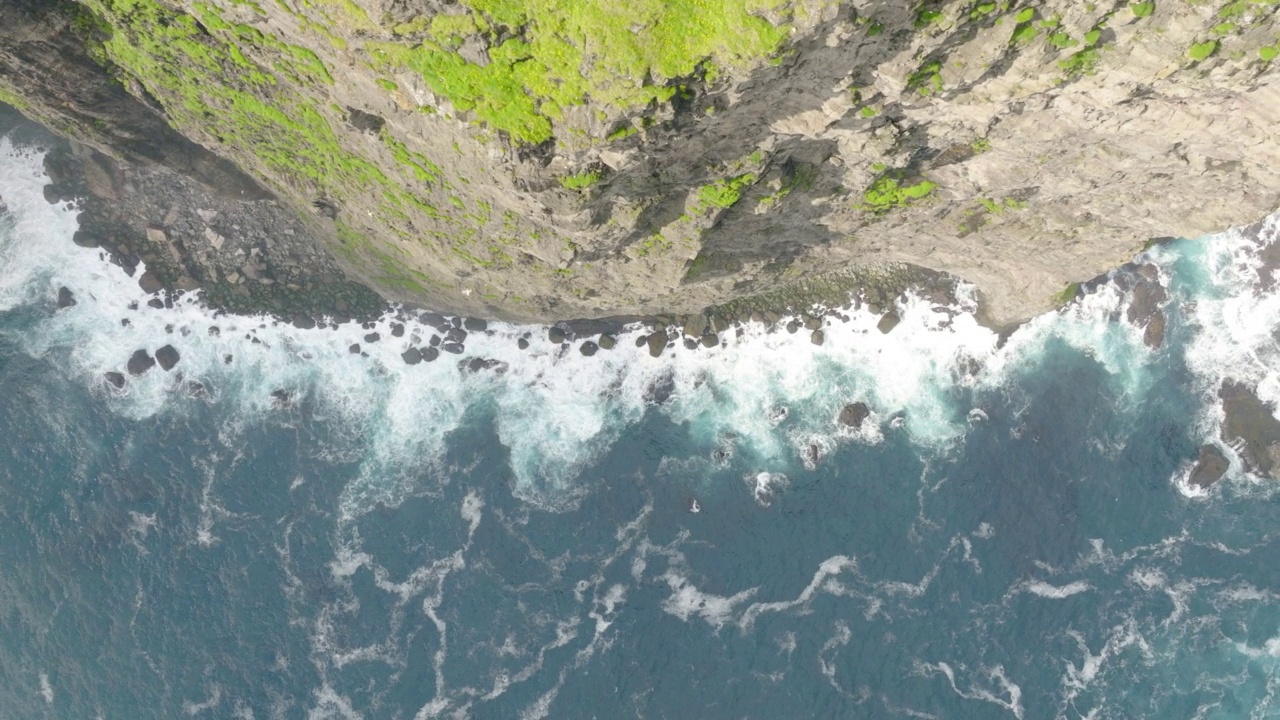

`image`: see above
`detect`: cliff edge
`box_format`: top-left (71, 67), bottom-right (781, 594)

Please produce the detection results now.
top-left (1, 0), bottom-right (1277, 325)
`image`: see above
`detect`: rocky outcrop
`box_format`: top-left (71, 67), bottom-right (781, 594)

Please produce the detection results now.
top-left (1219, 381), bottom-right (1280, 479)
top-left (1, 0), bottom-right (1278, 325)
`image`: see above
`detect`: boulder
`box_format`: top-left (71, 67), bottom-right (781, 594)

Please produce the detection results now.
top-left (786, 320), bottom-right (800, 334)
top-left (1188, 444), bottom-right (1229, 489)
top-left (598, 334), bottom-right (616, 350)
top-left (104, 371), bottom-right (125, 389)
top-left (428, 334), bottom-right (441, 347)
top-left (1219, 380), bottom-right (1280, 478)
top-left (580, 341), bottom-right (598, 356)
top-left (390, 322), bottom-right (405, 337)
top-left (838, 402), bottom-right (871, 429)
top-left (1143, 310), bottom-right (1166, 349)
top-left (462, 357), bottom-right (507, 373)
top-left (803, 315), bottom-right (822, 331)
top-left (292, 315), bottom-right (317, 330)
top-left (517, 337), bottom-right (530, 350)
top-left (348, 343), bottom-right (361, 354)
top-left (877, 310), bottom-right (901, 334)
top-left (682, 315), bottom-right (706, 338)
top-left (422, 346), bottom-right (440, 362)
top-left (634, 334), bottom-right (648, 348)
top-left (549, 326), bottom-right (567, 343)
top-left (463, 317), bottom-right (488, 332)
top-left (646, 330), bottom-right (668, 358)
top-left (445, 327), bottom-right (467, 344)
top-left (363, 332), bottom-right (381, 343)
top-left (56, 286), bottom-right (76, 308)
top-left (186, 381), bottom-right (209, 399)
top-left (154, 345), bottom-right (180, 371)
top-left (126, 350), bottom-right (156, 376)
top-left (810, 329), bottom-right (825, 345)
top-left (683, 338), bottom-right (698, 350)
top-left (700, 333), bottom-right (719, 348)
top-left (138, 271), bottom-right (163, 294)
top-left (442, 342), bottom-right (464, 354)
top-left (401, 347), bottom-right (423, 365)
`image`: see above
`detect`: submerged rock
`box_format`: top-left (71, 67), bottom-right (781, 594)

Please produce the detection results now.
top-left (104, 371), bottom-right (125, 389)
top-left (56, 286), bottom-right (76, 308)
top-left (442, 342), bottom-right (464, 354)
top-left (877, 311), bottom-right (901, 334)
top-left (646, 331), bottom-right (667, 358)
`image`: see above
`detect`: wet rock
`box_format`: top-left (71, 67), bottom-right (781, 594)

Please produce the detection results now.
top-left (104, 371), bottom-right (125, 389)
top-left (271, 389), bottom-right (291, 406)
top-left (348, 343), bottom-right (361, 354)
top-left (72, 229), bottom-right (100, 248)
top-left (1143, 311), bottom-right (1166, 349)
top-left (138, 271), bottom-right (163, 294)
top-left (1126, 271), bottom-right (1169, 349)
top-left (419, 312), bottom-right (445, 327)
top-left (445, 327), bottom-right (467, 344)
top-left (56, 286), bottom-right (76, 308)
top-left (580, 341), bottom-right (598, 356)
top-left (646, 330), bottom-right (668, 358)
top-left (208, 326), bottom-right (220, 337)
top-left (634, 335), bottom-right (648, 348)
top-left (429, 334), bottom-right (441, 347)
top-left (877, 310), bottom-right (901, 334)
top-left (154, 344), bottom-right (180, 371)
top-left (701, 333), bottom-right (719, 348)
top-left (803, 315), bottom-right (822, 331)
top-left (517, 337), bottom-right (530, 350)
top-left (364, 332), bottom-right (381, 343)
top-left (645, 371), bottom-right (676, 405)
top-left (126, 350), bottom-right (156, 376)
top-left (810, 329), bottom-right (825, 346)
top-left (786, 320), bottom-right (800, 334)
top-left (1188, 444), bottom-right (1229, 489)
top-left (1219, 380), bottom-right (1280, 478)
top-left (390, 322), bottom-right (405, 337)
top-left (442, 342), bottom-right (464, 354)
top-left (291, 315), bottom-right (317, 330)
top-left (422, 346), bottom-right (440, 362)
top-left (147, 298), bottom-right (164, 309)
top-left (185, 381), bottom-right (209, 399)
top-left (598, 334), bottom-right (616, 350)
top-left (463, 318), bottom-right (488, 332)
top-left (683, 338), bottom-right (698, 350)
top-left (401, 347), bottom-right (423, 365)
top-left (838, 402), bottom-right (870, 429)
top-left (549, 326), bottom-right (567, 344)
top-left (462, 357), bottom-right (507, 373)
top-left (682, 315), bottom-right (706, 337)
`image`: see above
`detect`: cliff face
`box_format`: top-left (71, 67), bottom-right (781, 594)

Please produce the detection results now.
top-left (1, 0), bottom-right (1278, 325)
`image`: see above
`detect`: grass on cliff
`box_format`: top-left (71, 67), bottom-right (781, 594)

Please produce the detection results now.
top-left (369, 0), bottom-right (790, 144)
top-left (861, 173), bottom-right (937, 215)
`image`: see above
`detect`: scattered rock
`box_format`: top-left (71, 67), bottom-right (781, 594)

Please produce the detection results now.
top-left (104, 371), bottom-right (125, 389)
top-left (442, 342), bottom-right (464, 354)
top-left (401, 347), bottom-right (423, 365)
top-left (364, 332), bottom-right (381, 343)
top-left (803, 315), bottom-right (822, 331)
top-left (208, 326), bottom-right (220, 337)
top-left (838, 402), bottom-right (871, 429)
top-left (877, 311), bottom-right (901, 334)
top-left (701, 333), bottom-right (719, 348)
top-left (138, 271), bottom-right (163, 294)
top-left (517, 337), bottom-right (530, 350)
top-left (147, 298), bottom-right (164, 309)
top-left (646, 330), bottom-right (668, 358)
top-left (291, 315), bottom-right (316, 330)
top-left (810, 329), bottom-right (825, 345)
top-left (462, 357), bottom-right (507, 373)
top-left (154, 344), bottom-right (180, 371)
top-left (390, 322), bottom-right (405, 337)
top-left (463, 318), bottom-right (487, 332)
top-left (683, 338), bottom-right (698, 350)
top-left (634, 335), bottom-right (648, 348)
top-left (422, 346), bottom-right (440, 362)
top-left (580, 341), bottom-right (599, 356)
top-left (682, 315), bottom-right (706, 337)
top-left (429, 334), bottom-right (441, 347)
top-left (271, 389), bottom-right (292, 406)
top-left (1219, 380), bottom-right (1280, 478)
top-left (1188, 444), bottom-right (1229, 489)
top-left (549, 326), bottom-right (567, 343)
top-left (786, 320), bottom-right (800, 334)
top-left (445, 327), bottom-right (467, 344)
top-left (127, 350), bottom-right (156, 375)
top-left (56, 286), bottom-right (76, 308)
top-left (598, 334), bottom-right (616, 350)
top-left (348, 343), bottom-right (361, 354)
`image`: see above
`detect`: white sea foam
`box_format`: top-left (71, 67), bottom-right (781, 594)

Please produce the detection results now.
top-left (38, 672), bottom-right (52, 705)
top-left (1018, 580), bottom-right (1091, 599)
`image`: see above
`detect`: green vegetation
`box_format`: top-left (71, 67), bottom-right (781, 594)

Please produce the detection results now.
top-left (1188, 40), bottom-right (1218, 61)
top-left (698, 173), bottom-right (758, 209)
top-left (977, 196), bottom-right (1027, 213)
top-left (1053, 282), bottom-right (1081, 305)
top-left (1131, 1), bottom-right (1154, 18)
top-left (1014, 7), bottom-right (1036, 23)
top-left (607, 124), bottom-right (639, 141)
top-left (915, 8), bottom-right (944, 27)
top-left (1047, 31), bottom-right (1078, 49)
top-left (0, 83), bottom-right (29, 110)
top-left (861, 171), bottom-right (938, 215)
top-left (376, 78), bottom-right (399, 92)
top-left (859, 105), bottom-right (879, 118)
top-left (971, 138), bottom-right (992, 153)
top-left (368, 0), bottom-right (790, 144)
top-left (560, 169), bottom-right (603, 190)
top-left (1261, 45), bottom-right (1279, 62)
top-left (906, 60), bottom-right (944, 95)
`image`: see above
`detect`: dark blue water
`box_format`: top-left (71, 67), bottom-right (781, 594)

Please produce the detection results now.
top-left (3, 136), bottom-right (1280, 719)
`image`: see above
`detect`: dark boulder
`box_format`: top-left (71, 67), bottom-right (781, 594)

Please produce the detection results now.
top-left (646, 331), bottom-right (668, 358)
top-left (1219, 380), bottom-right (1280, 478)
top-left (154, 345), bottom-right (180, 371)
top-left (364, 332), bottom-right (381, 343)
top-left (461, 357), bottom-right (507, 373)
top-left (348, 343), bottom-right (361, 354)
top-left (138, 271), bottom-right (163, 294)
top-left (419, 312), bottom-right (446, 327)
top-left (598, 334), bottom-right (616, 350)
top-left (401, 347), bottom-right (423, 365)
top-left (701, 333), bottom-right (719, 348)
top-left (442, 342), bottom-right (464, 354)
top-left (104, 371), bottom-right (125, 389)
top-left (186, 381), bottom-right (209, 399)
top-left (57, 286), bottom-right (76, 308)
top-left (126, 350), bottom-right (156, 376)
top-left (634, 335), bottom-right (648, 348)
top-left (445, 327), bottom-right (467, 344)
top-left (429, 334), bottom-right (441, 347)
top-left (390, 322), bottom-right (405, 337)
top-left (1188, 444), bottom-right (1229, 489)
top-left (549, 326), bottom-right (567, 344)
top-left (517, 337), bottom-right (530, 350)
top-left (803, 315), bottom-right (822, 331)
top-left (292, 315), bottom-right (317, 330)
top-left (463, 318), bottom-right (488, 332)
top-left (838, 402), bottom-right (871, 429)
top-left (580, 341), bottom-right (598, 356)
top-left (810, 329), bottom-right (825, 346)
top-left (1143, 311), bottom-right (1166, 349)
top-left (877, 310), bottom-right (901, 334)
top-left (786, 320), bottom-right (800, 334)
top-left (422, 346), bottom-right (440, 362)
top-left (683, 338), bottom-right (698, 350)
top-left (147, 298), bottom-right (164, 309)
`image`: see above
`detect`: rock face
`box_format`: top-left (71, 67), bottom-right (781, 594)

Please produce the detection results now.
top-left (838, 402), bottom-right (870, 429)
top-left (1188, 444), bottom-right (1229, 489)
top-left (1219, 381), bottom-right (1280, 478)
top-left (1, 0), bottom-right (1278, 326)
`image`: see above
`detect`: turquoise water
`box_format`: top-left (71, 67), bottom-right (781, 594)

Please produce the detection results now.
top-left (2, 134), bottom-right (1280, 719)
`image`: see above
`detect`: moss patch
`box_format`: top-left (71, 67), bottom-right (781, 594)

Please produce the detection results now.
top-left (861, 171), bottom-right (938, 215)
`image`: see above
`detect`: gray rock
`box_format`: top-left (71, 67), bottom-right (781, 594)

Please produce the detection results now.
top-left (877, 311), bottom-right (901, 334)
top-left (810, 329), bottom-right (825, 345)
top-left (598, 334), bottom-right (616, 350)
top-left (803, 315), bottom-right (822, 330)
top-left (838, 402), bottom-right (870, 429)
top-left (786, 320), bottom-right (800, 334)
top-left (646, 330), bottom-right (668, 358)
top-left (349, 343), bottom-right (361, 354)
top-left (364, 332), bottom-right (381, 343)
top-left (422, 346), bottom-right (440, 362)
top-left (700, 333), bottom-right (719, 348)
top-left (401, 347), bottom-right (423, 365)
top-left (683, 338), bottom-right (698, 350)
top-left (517, 337), bottom-right (530, 350)
top-left (390, 322), bottom-right (405, 337)
top-left (463, 317), bottom-right (488, 332)
top-left (56, 286), bottom-right (76, 308)
top-left (579, 341), bottom-right (598, 356)
top-left (127, 350), bottom-right (155, 376)
top-left (154, 344), bottom-right (180, 371)
top-left (138, 271), bottom-right (163, 294)
top-left (1188, 444), bottom-right (1229, 489)
top-left (549, 326), bottom-right (567, 343)
top-left (442, 342), bottom-right (464, 354)
top-left (1219, 380), bottom-right (1280, 478)
top-left (104, 371), bottom-right (125, 389)
top-left (445, 327), bottom-right (467, 344)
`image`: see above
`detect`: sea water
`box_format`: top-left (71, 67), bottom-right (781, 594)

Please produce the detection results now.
top-left (2, 132), bottom-right (1280, 719)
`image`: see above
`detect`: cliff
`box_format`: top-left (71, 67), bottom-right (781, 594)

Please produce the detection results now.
top-left (1, 0), bottom-right (1278, 326)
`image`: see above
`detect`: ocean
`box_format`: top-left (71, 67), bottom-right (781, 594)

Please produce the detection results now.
top-left (2, 131), bottom-right (1280, 719)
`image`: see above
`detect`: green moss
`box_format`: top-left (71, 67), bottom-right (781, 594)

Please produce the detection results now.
top-left (697, 172), bottom-right (758, 209)
top-left (861, 172), bottom-right (937, 215)
top-left (1131, 1), bottom-right (1154, 17)
top-left (560, 169), bottom-right (603, 190)
top-left (1053, 281), bottom-right (1081, 305)
top-left (906, 60), bottom-right (943, 95)
top-left (1188, 40), bottom-right (1218, 61)
top-left (1059, 47), bottom-right (1101, 76)
top-left (376, 78), bottom-right (399, 92)
top-left (0, 83), bottom-right (29, 111)
top-left (859, 105), bottom-right (878, 118)
top-left (971, 137), bottom-right (992, 153)
top-left (1047, 31), bottom-right (1078, 49)
top-left (1261, 45), bottom-right (1279, 61)
top-left (369, 0), bottom-right (789, 144)
top-left (1014, 7), bottom-right (1036, 23)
